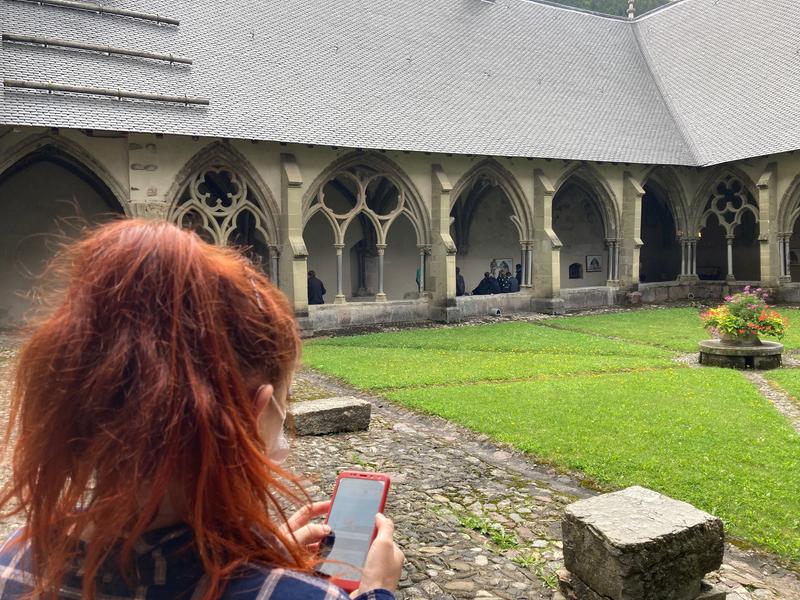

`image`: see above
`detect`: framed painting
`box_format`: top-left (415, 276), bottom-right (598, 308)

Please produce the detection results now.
top-left (586, 255), bottom-right (602, 272)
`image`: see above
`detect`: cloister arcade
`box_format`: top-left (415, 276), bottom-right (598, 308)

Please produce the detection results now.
top-left (1, 131), bottom-right (799, 330)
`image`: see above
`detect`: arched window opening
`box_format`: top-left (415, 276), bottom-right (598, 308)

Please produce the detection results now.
top-left (170, 165), bottom-right (275, 276)
top-left (568, 263), bottom-right (583, 279)
top-left (0, 149), bottom-right (122, 326)
top-left (450, 177), bottom-right (521, 294)
top-left (553, 182), bottom-right (608, 288)
top-left (698, 174), bottom-right (759, 282)
top-left (304, 160), bottom-right (423, 303)
top-left (639, 185), bottom-right (680, 283)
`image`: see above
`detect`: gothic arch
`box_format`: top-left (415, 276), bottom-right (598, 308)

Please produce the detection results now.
top-left (449, 158), bottom-right (532, 241)
top-left (0, 133), bottom-right (129, 215)
top-left (554, 164), bottom-right (620, 238)
top-left (641, 166), bottom-right (690, 236)
top-left (690, 166), bottom-right (759, 235)
top-left (779, 172), bottom-right (800, 234)
top-left (302, 151), bottom-right (430, 247)
top-left (167, 141), bottom-right (280, 246)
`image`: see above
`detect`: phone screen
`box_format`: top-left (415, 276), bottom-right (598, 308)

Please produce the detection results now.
top-left (317, 477), bottom-right (386, 580)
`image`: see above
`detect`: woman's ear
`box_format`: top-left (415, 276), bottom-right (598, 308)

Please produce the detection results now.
top-left (254, 384), bottom-right (274, 417)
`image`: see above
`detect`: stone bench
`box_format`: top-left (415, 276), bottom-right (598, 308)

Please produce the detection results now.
top-left (557, 486), bottom-right (726, 600)
top-left (289, 396), bottom-right (372, 436)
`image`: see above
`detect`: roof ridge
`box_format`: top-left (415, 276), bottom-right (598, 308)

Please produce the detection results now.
top-left (629, 17), bottom-right (704, 166)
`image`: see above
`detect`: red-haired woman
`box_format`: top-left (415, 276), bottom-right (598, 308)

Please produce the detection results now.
top-left (0, 220), bottom-right (403, 599)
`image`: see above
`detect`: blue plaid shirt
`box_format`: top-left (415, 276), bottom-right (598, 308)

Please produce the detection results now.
top-left (0, 527), bottom-right (394, 600)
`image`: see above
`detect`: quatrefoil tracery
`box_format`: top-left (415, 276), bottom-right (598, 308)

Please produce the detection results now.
top-left (171, 165), bottom-right (272, 247)
top-left (701, 176), bottom-right (759, 237)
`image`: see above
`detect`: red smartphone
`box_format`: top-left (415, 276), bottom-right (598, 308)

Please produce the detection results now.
top-left (317, 471), bottom-right (391, 592)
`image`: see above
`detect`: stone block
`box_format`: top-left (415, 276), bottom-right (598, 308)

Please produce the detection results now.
top-left (289, 397), bottom-right (371, 436)
top-left (562, 486), bottom-right (724, 600)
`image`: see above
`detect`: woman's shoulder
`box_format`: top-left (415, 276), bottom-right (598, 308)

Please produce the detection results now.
top-left (222, 566), bottom-right (349, 600)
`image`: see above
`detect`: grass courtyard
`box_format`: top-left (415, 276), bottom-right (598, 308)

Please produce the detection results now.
top-left (303, 308), bottom-right (800, 565)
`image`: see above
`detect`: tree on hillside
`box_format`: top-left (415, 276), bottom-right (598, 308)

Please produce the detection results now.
top-left (551, 0), bottom-right (672, 17)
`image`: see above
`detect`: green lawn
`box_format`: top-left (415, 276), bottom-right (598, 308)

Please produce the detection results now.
top-left (544, 306), bottom-right (800, 353)
top-left (303, 311), bottom-right (800, 563)
top-left (764, 369), bottom-right (800, 408)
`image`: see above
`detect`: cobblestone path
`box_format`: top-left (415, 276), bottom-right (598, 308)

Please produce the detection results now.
top-left (0, 335), bottom-right (799, 599)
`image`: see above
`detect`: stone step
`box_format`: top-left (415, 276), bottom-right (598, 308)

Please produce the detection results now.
top-left (288, 396), bottom-right (372, 436)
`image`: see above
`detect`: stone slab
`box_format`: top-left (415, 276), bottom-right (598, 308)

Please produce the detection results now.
top-left (562, 486), bottom-right (724, 600)
top-left (289, 396), bottom-right (371, 436)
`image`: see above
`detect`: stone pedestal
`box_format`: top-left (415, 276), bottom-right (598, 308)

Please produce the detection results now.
top-left (289, 397), bottom-right (371, 436)
top-left (559, 486), bottom-right (725, 600)
top-left (698, 340), bottom-right (783, 370)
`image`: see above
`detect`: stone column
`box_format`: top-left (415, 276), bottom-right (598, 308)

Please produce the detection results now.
top-left (783, 234), bottom-right (793, 282)
top-left (334, 243), bottom-right (346, 304)
top-left (430, 165), bottom-right (459, 321)
top-left (726, 235), bottom-right (735, 281)
top-left (279, 154), bottom-right (309, 316)
top-left (533, 170), bottom-right (562, 300)
top-left (757, 164), bottom-right (780, 286)
top-left (375, 244), bottom-right (387, 302)
top-left (619, 172), bottom-right (644, 288)
top-left (606, 239), bottom-right (620, 284)
top-left (680, 238), bottom-right (688, 277)
top-left (417, 246), bottom-right (426, 293)
top-left (269, 245), bottom-right (280, 284)
top-left (691, 238), bottom-right (698, 276)
top-left (526, 244), bottom-right (533, 288)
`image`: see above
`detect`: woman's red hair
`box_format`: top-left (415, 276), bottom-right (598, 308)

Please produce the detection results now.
top-left (1, 219), bottom-right (310, 599)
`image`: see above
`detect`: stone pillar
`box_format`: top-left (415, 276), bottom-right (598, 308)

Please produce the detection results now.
top-left (430, 165), bottom-right (459, 321)
top-left (726, 235), bottom-right (735, 281)
top-left (279, 154), bottom-right (309, 316)
top-left (334, 243), bottom-right (346, 304)
top-left (375, 244), bottom-right (387, 302)
top-left (691, 238), bottom-right (698, 276)
top-left (269, 245), bottom-right (280, 284)
top-left (619, 173), bottom-right (644, 288)
top-left (757, 164), bottom-right (779, 286)
top-left (606, 239), bottom-right (620, 284)
top-left (680, 238), bottom-right (688, 277)
top-left (525, 244), bottom-right (533, 288)
top-left (780, 234), bottom-right (792, 282)
top-left (417, 246), bottom-right (426, 293)
top-left (533, 170), bottom-right (562, 303)
top-left (557, 486), bottom-right (726, 600)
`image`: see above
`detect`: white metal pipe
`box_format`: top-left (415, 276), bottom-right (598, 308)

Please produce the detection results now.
top-left (3, 79), bottom-right (209, 105)
top-left (10, 0), bottom-right (179, 25)
top-left (2, 33), bottom-right (192, 64)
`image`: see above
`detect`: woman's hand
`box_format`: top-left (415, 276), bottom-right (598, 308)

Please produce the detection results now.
top-left (352, 514), bottom-right (404, 597)
top-left (280, 500), bottom-right (332, 548)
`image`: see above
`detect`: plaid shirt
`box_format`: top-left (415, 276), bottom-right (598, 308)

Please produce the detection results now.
top-left (0, 527), bottom-right (394, 600)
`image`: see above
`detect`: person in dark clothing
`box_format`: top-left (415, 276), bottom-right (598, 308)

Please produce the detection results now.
top-left (488, 273), bottom-right (501, 295)
top-left (497, 270), bottom-right (512, 293)
top-left (456, 267), bottom-right (466, 296)
top-left (515, 264), bottom-right (523, 286)
top-left (307, 270), bottom-right (326, 305)
top-left (472, 272), bottom-right (493, 295)
top-left (508, 273), bottom-right (520, 292)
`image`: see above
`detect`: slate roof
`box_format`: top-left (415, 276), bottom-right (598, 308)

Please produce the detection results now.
top-left (0, 0), bottom-right (797, 167)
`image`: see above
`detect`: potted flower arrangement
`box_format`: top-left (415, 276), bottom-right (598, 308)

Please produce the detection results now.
top-left (700, 286), bottom-right (786, 345)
